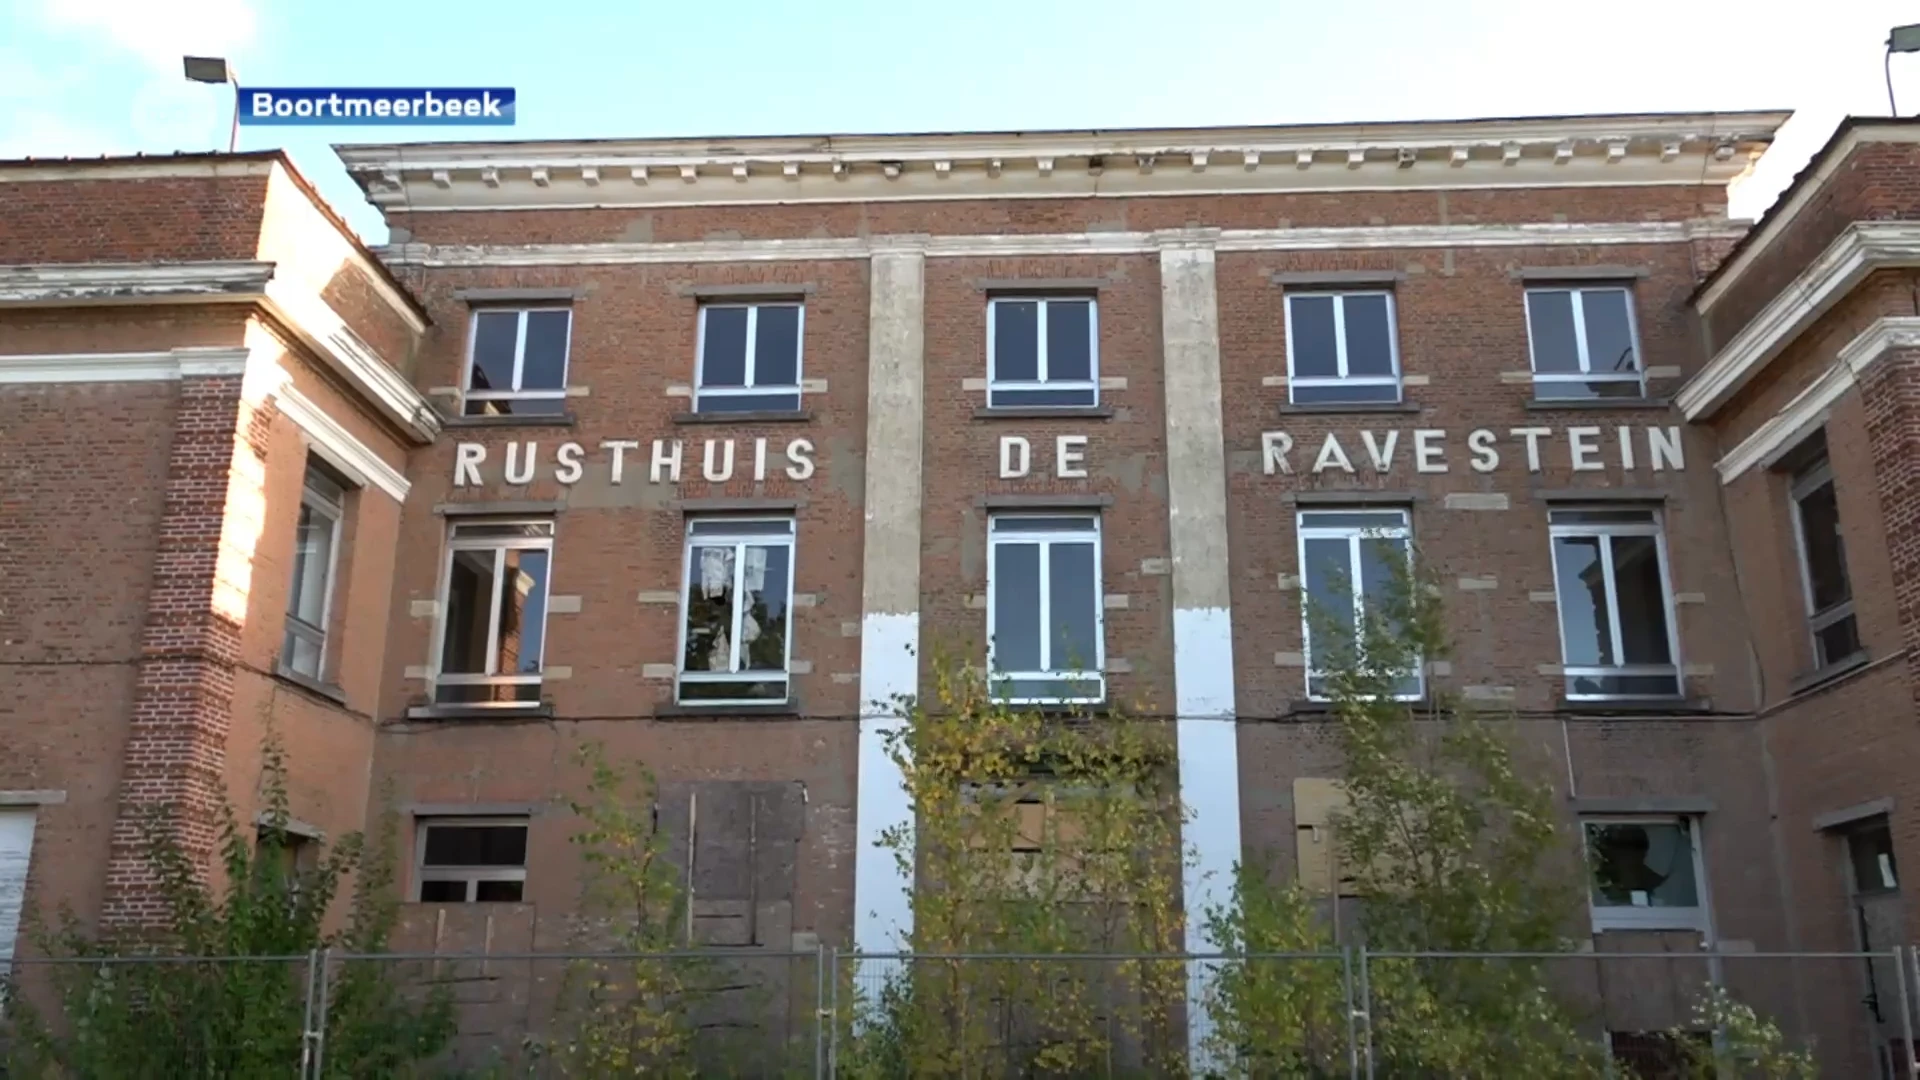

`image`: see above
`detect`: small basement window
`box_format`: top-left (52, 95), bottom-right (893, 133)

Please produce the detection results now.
top-left (415, 818), bottom-right (528, 903)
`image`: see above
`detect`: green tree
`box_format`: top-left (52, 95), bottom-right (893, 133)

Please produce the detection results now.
top-left (4, 737), bottom-right (453, 1079)
top-left (843, 650), bottom-right (1190, 1078)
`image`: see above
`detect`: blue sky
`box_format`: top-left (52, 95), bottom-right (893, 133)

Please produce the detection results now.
top-left (0, 0), bottom-right (1914, 243)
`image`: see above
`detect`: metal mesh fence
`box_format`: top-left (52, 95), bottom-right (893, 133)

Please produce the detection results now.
top-left (1, 947), bottom-right (1915, 1078)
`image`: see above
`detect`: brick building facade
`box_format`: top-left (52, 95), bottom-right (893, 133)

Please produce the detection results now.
top-left (6, 111), bottom-right (1920, 1072)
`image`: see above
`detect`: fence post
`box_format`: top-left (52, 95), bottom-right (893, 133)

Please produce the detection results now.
top-left (815, 942), bottom-right (828, 1080)
top-left (299, 947), bottom-right (322, 1079)
top-left (1342, 947), bottom-right (1359, 1080)
top-left (1895, 946), bottom-right (1918, 1080)
top-left (827, 946), bottom-right (841, 1079)
top-left (311, 947), bottom-right (334, 1080)
top-left (1357, 946), bottom-right (1375, 1080)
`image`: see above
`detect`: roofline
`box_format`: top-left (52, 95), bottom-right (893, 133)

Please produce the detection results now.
top-left (336, 109), bottom-right (1793, 161)
top-left (0, 148), bottom-right (430, 328)
top-left (1693, 116), bottom-right (1920, 308)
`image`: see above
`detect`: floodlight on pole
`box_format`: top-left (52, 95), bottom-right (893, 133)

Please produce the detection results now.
top-left (1888, 25), bottom-right (1920, 117)
top-left (183, 55), bottom-right (240, 153)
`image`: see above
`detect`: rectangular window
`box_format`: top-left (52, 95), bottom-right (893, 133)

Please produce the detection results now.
top-left (435, 520), bottom-right (554, 706)
top-left (1790, 449), bottom-right (1862, 669)
top-left (695, 303), bottom-right (804, 413)
top-left (463, 307), bottom-right (572, 416)
top-left (1297, 509), bottom-right (1421, 701)
top-left (1584, 817), bottom-right (1706, 932)
top-left (987, 297), bottom-right (1098, 408)
top-left (987, 514), bottom-right (1105, 703)
top-left (414, 818), bottom-right (528, 903)
top-left (282, 466), bottom-right (344, 681)
top-left (1548, 508), bottom-right (1681, 699)
top-left (678, 518), bottom-right (795, 703)
top-left (1285, 291), bottom-right (1402, 404)
top-left (0, 809), bottom-right (36, 969)
top-left (1847, 819), bottom-right (1899, 895)
top-left (1524, 286), bottom-right (1644, 400)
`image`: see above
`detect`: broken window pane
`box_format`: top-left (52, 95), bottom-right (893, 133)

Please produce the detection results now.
top-left (683, 545), bottom-right (738, 674)
top-left (1586, 820), bottom-right (1698, 909)
top-left (434, 523), bottom-right (554, 706)
top-left (677, 522), bottom-right (796, 702)
top-left (441, 548), bottom-right (497, 676)
top-left (1552, 535), bottom-right (1614, 667)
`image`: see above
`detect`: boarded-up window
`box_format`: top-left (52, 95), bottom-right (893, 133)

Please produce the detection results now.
top-left (1294, 778), bottom-right (1354, 897)
top-left (655, 781), bottom-right (806, 947)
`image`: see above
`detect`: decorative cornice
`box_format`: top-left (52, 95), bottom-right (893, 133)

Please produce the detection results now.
top-left (270, 380), bottom-right (411, 502)
top-left (0, 260), bottom-right (438, 443)
top-left (338, 112), bottom-right (1785, 212)
top-left (1714, 316), bottom-right (1920, 482)
top-left (0, 346), bottom-right (248, 383)
top-left (1677, 222), bottom-right (1920, 421)
top-left (379, 220), bottom-right (1742, 268)
top-left (0, 261), bottom-right (276, 304)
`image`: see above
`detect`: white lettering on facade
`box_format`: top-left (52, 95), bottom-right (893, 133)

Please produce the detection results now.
top-left (702, 438), bottom-right (736, 482)
top-left (1468, 429), bottom-right (1499, 473)
top-left (1312, 432), bottom-right (1354, 474)
top-left (454, 442), bottom-right (485, 487)
top-left (1649, 427), bottom-right (1684, 471)
top-left (504, 441), bottom-right (537, 485)
top-left (1262, 431), bottom-right (1293, 475)
top-left (753, 436), bottom-right (768, 481)
top-left (1361, 430), bottom-right (1399, 472)
top-left (650, 439), bottom-right (683, 483)
top-left (1617, 426), bottom-right (1635, 471)
top-left (1056, 435), bottom-right (1088, 479)
top-left (1000, 435), bottom-right (1031, 479)
top-left (555, 441), bottom-right (584, 484)
top-left (1510, 427), bottom-right (1551, 473)
top-left (1567, 426), bottom-right (1603, 472)
top-left (602, 440), bottom-right (639, 484)
top-left (1413, 429), bottom-right (1448, 473)
top-left (786, 437), bottom-right (816, 480)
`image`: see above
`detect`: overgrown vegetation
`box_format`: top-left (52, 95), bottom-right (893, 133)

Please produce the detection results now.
top-left (3, 738), bottom-right (452, 1079)
top-left (841, 651), bottom-right (1190, 1077)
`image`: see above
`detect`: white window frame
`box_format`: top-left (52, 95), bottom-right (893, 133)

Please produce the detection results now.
top-left (1788, 457), bottom-right (1859, 668)
top-left (1296, 509), bottom-right (1422, 702)
top-left (986, 296), bottom-right (1100, 408)
top-left (1548, 508), bottom-right (1683, 701)
top-left (461, 306), bottom-right (574, 411)
top-left (694, 302), bottom-right (806, 412)
top-left (432, 519), bottom-right (555, 707)
top-left (1283, 290), bottom-right (1403, 404)
top-left (985, 513), bottom-right (1107, 704)
top-left (1523, 286), bottom-right (1646, 397)
top-left (0, 808), bottom-right (37, 971)
top-left (675, 518), bottom-right (797, 705)
top-left (413, 817), bottom-right (528, 904)
top-left (1582, 815), bottom-right (1709, 933)
top-left (281, 469), bottom-right (344, 681)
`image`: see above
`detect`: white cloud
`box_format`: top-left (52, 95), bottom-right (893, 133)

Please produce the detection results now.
top-left (35, 0), bottom-right (257, 74)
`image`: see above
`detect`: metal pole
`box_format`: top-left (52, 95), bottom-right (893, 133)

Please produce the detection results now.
top-left (815, 943), bottom-right (827, 1080)
top-left (826, 946), bottom-right (840, 1079)
top-left (1342, 947), bottom-right (1359, 1080)
top-left (298, 948), bottom-right (321, 1079)
top-left (311, 947), bottom-right (333, 1080)
top-left (1895, 946), bottom-right (1917, 1080)
top-left (1357, 945), bottom-right (1375, 1080)
top-left (1891, 44), bottom-right (1902, 118)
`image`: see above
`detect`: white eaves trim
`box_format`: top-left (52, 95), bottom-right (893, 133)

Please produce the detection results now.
top-left (1678, 222), bottom-right (1920, 421)
top-left (274, 383), bottom-right (410, 502)
top-left (0, 261), bottom-right (276, 304)
top-left (0, 346), bottom-right (248, 383)
top-left (380, 220), bottom-right (1740, 268)
top-left (1715, 316), bottom-right (1920, 483)
top-left (260, 278), bottom-right (439, 443)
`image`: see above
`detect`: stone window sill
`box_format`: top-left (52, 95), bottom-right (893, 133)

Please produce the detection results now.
top-left (1283, 698), bottom-right (1433, 717)
top-left (655, 700), bottom-right (802, 719)
top-left (443, 412), bottom-right (577, 428)
top-left (1555, 697), bottom-right (1712, 716)
top-left (405, 702), bottom-right (554, 722)
top-left (974, 405), bottom-right (1114, 421)
top-left (1278, 401), bottom-right (1421, 416)
top-left (1524, 397), bottom-right (1671, 412)
top-left (1788, 651), bottom-right (1870, 697)
top-left (272, 666), bottom-right (349, 707)
top-left (672, 409), bottom-right (814, 425)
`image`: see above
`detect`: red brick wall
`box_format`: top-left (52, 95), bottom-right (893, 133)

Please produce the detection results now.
top-left (0, 172), bottom-right (269, 263)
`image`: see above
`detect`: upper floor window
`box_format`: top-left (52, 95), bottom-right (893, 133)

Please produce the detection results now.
top-left (696, 303), bottom-right (804, 413)
top-left (414, 817), bottom-right (528, 903)
top-left (436, 520), bottom-right (553, 706)
top-left (1548, 508), bottom-right (1679, 699)
top-left (987, 514), bottom-right (1104, 703)
top-left (1789, 446), bottom-right (1861, 670)
top-left (988, 297), bottom-right (1098, 408)
top-left (463, 308), bottom-right (572, 416)
top-left (1285, 291), bottom-right (1402, 405)
top-left (679, 518), bottom-right (795, 703)
top-left (1584, 817), bottom-right (1706, 932)
top-left (1297, 509), bottom-right (1421, 701)
top-left (1524, 286), bottom-right (1644, 400)
top-left (282, 465), bottom-right (345, 682)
